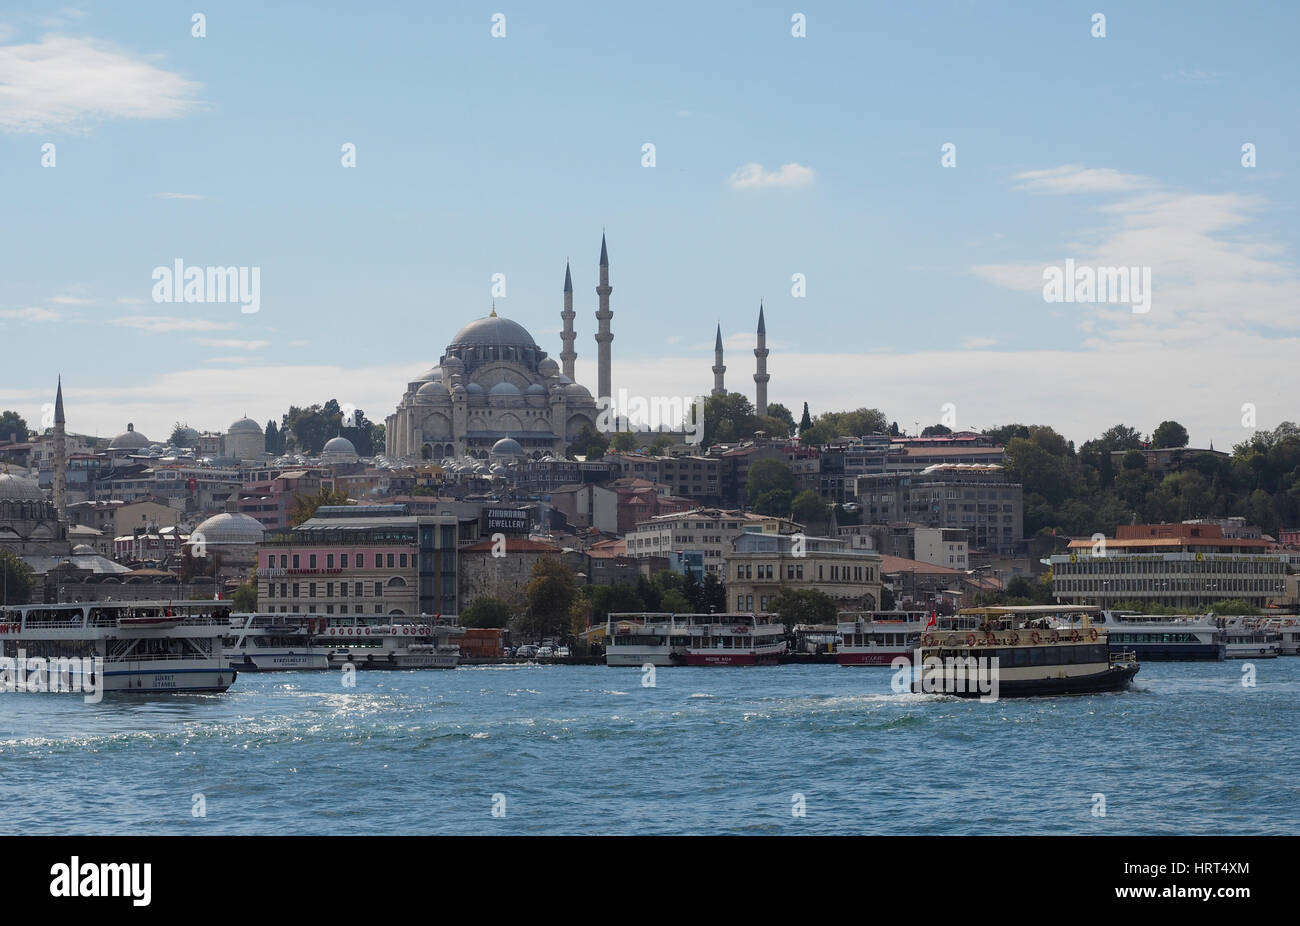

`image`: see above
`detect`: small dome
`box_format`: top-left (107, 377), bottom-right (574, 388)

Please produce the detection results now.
top-left (565, 382), bottom-right (592, 399)
top-left (488, 381), bottom-right (521, 397)
top-left (323, 436), bottom-right (357, 454)
top-left (525, 383), bottom-right (546, 396)
top-left (228, 417), bottom-right (263, 435)
top-left (0, 472), bottom-right (43, 502)
top-left (538, 358), bottom-right (560, 377)
top-left (191, 511), bottom-right (265, 545)
top-left (491, 437), bottom-right (525, 457)
top-left (417, 380), bottom-right (448, 397)
top-left (72, 543), bottom-right (96, 555)
top-left (466, 382), bottom-right (485, 396)
top-left (109, 423), bottom-right (150, 450)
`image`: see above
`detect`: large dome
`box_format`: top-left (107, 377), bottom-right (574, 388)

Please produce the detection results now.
top-left (447, 314), bottom-right (539, 351)
top-left (323, 436), bottom-right (357, 455)
top-left (191, 511), bottom-right (265, 545)
top-left (228, 417), bottom-right (263, 435)
top-left (109, 423), bottom-right (150, 451)
top-left (0, 472), bottom-right (43, 502)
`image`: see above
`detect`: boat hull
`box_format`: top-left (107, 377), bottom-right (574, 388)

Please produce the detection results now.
top-left (685, 651), bottom-right (782, 666)
top-left (912, 662), bottom-right (1139, 698)
top-left (328, 652), bottom-right (458, 669)
top-left (837, 649), bottom-right (910, 666)
top-left (104, 665), bottom-right (236, 693)
top-left (228, 652), bottom-right (330, 672)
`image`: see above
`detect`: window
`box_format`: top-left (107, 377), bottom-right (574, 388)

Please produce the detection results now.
top-left (292, 554), bottom-right (300, 569)
top-left (309, 554), bottom-right (317, 569)
top-left (399, 553), bottom-right (408, 568)
top-left (309, 582), bottom-right (316, 597)
top-left (341, 553), bottom-right (349, 568)
top-left (280, 554), bottom-right (287, 568)
top-left (374, 581), bottom-right (383, 597)
top-left (326, 554), bottom-right (334, 568)
top-left (356, 553), bottom-right (365, 568)
top-left (387, 553), bottom-right (395, 568)
top-left (292, 583), bottom-right (300, 597)
top-left (326, 582), bottom-right (333, 597)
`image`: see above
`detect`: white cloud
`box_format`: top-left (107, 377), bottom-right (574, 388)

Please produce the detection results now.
top-left (49, 293), bottom-right (93, 305)
top-left (728, 162), bottom-right (815, 190)
top-left (0, 307), bottom-right (60, 322)
top-left (962, 336), bottom-right (997, 349)
top-left (198, 338), bottom-right (270, 350)
top-left (153, 192), bottom-right (205, 200)
top-left (110, 315), bottom-right (234, 333)
top-left (0, 34), bottom-right (200, 132)
top-left (1013, 164), bottom-right (1148, 194)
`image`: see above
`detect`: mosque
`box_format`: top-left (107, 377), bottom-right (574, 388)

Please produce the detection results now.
top-left (384, 234), bottom-right (772, 461)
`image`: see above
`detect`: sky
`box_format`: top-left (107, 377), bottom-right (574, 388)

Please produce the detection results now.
top-left (0, 1), bottom-right (1297, 451)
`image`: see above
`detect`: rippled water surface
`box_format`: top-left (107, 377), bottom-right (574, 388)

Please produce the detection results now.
top-left (3, 660), bottom-right (1297, 834)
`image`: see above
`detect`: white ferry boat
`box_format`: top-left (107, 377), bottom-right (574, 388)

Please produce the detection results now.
top-left (0, 600), bottom-right (236, 693)
top-left (1221, 617), bottom-right (1280, 658)
top-left (913, 605), bottom-right (1139, 698)
top-left (1259, 617), bottom-right (1300, 656)
top-left (835, 611), bottom-right (927, 666)
top-left (604, 613), bottom-right (690, 667)
top-left (322, 618), bottom-right (463, 669)
top-left (224, 613), bottom-right (331, 672)
top-left (1059, 610), bottom-right (1226, 661)
top-left (684, 612), bottom-right (787, 666)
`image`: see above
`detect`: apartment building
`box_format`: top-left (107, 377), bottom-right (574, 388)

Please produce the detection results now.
top-left (724, 532), bottom-right (883, 614)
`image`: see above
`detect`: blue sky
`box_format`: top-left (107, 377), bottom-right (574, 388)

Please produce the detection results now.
top-left (1, 1), bottom-right (1297, 449)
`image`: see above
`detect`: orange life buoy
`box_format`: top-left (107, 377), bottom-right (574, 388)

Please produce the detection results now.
top-left (1070, 629), bottom-right (1081, 643)
top-left (965, 633), bottom-right (976, 646)
top-left (1089, 628), bottom-right (1099, 642)
top-left (985, 632), bottom-right (997, 645)
top-left (922, 633), bottom-right (935, 647)
top-left (1031, 631), bottom-right (1041, 644)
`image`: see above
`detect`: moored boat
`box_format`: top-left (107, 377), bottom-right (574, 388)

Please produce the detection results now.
top-left (322, 618), bottom-right (463, 669)
top-left (0, 600), bottom-right (236, 694)
top-left (835, 611), bottom-right (927, 666)
top-left (604, 613), bottom-right (690, 667)
top-left (224, 613), bottom-right (331, 672)
top-left (684, 612), bottom-right (787, 666)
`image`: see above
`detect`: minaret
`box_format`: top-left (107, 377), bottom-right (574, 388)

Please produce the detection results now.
top-left (753, 302), bottom-right (769, 416)
top-left (560, 261), bottom-right (576, 380)
top-left (712, 324), bottom-right (726, 396)
top-left (595, 234), bottom-right (613, 402)
top-left (53, 376), bottom-right (67, 521)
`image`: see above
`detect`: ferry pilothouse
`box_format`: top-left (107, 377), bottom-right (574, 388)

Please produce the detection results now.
top-left (835, 611), bottom-right (928, 666)
top-left (604, 613), bottom-right (691, 667)
top-left (912, 605), bottom-right (1139, 698)
top-left (224, 613), bottom-right (331, 672)
top-left (684, 612), bottom-right (787, 666)
top-left (0, 600), bottom-right (235, 694)
top-left (321, 617), bottom-right (463, 669)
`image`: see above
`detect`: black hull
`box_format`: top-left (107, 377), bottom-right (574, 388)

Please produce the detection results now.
top-left (913, 663), bottom-right (1139, 698)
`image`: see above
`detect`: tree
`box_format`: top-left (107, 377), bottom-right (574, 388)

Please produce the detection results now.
top-left (769, 587), bottom-right (836, 631)
top-left (567, 424), bottom-right (609, 460)
top-left (521, 555), bottom-right (578, 640)
top-left (579, 583), bottom-right (645, 623)
top-left (921, 423), bottom-right (952, 437)
top-left (265, 420), bottom-right (283, 455)
top-left (765, 403), bottom-right (797, 438)
top-left (746, 459), bottom-right (796, 507)
top-left (753, 489), bottom-right (794, 516)
top-left (168, 422), bottom-right (192, 445)
top-left (798, 402), bottom-right (812, 434)
top-left (699, 571), bottom-right (726, 613)
top-left (0, 411), bottom-right (31, 443)
top-left (289, 487), bottom-right (352, 527)
top-left (461, 596), bottom-right (515, 628)
top-left (0, 549), bottom-right (35, 604)
top-left (609, 431), bottom-right (638, 453)
top-left (1151, 420), bottom-right (1190, 449)
top-left (815, 408), bottom-right (889, 439)
top-left (660, 589), bottom-right (690, 612)
top-left (702, 392), bottom-right (759, 447)
top-left (791, 489), bottom-right (829, 528)
top-left (798, 423), bottom-right (832, 446)
top-left (232, 578), bottom-right (257, 612)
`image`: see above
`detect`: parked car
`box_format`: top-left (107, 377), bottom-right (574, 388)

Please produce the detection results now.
top-left (515, 644), bottom-right (538, 659)
top-left (536, 646), bottom-right (555, 658)
top-left (556, 646), bottom-right (570, 657)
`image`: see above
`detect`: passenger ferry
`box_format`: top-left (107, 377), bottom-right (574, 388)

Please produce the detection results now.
top-left (835, 611), bottom-right (927, 666)
top-left (684, 612), bottom-right (787, 666)
top-left (604, 613), bottom-right (691, 667)
top-left (1059, 610), bottom-right (1226, 661)
top-left (224, 613), bottom-right (331, 672)
top-left (1221, 618), bottom-right (1281, 658)
top-left (321, 617), bottom-right (463, 669)
top-left (0, 600), bottom-right (236, 694)
top-left (1259, 617), bottom-right (1300, 656)
top-left (912, 605), bottom-right (1139, 698)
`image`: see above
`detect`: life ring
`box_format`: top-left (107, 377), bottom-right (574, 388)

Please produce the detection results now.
top-left (985, 632), bottom-right (997, 645)
top-left (946, 634), bottom-right (959, 646)
top-left (1070, 630), bottom-right (1081, 643)
top-left (1031, 631), bottom-right (1041, 644)
top-left (1089, 628), bottom-right (1099, 642)
top-left (922, 634), bottom-right (935, 647)
top-left (1008, 632), bottom-right (1019, 645)
top-left (365, 627), bottom-right (371, 636)
top-left (965, 633), bottom-right (976, 646)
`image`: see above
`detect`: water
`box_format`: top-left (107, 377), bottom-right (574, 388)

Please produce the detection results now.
top-left (2, 660), bottom-right (1296, 834)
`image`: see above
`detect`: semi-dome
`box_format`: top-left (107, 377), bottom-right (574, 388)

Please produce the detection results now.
top-left (228, 417), bottom-right (263, 435)
top-left (447, 314), bottom-right (539, 351)
top-left (465, 382), bottom-right (485, 396)
top-left (191, 511), bottom-right (265, 545)
top-left (491, 437), bottom-right (524, 457)
top-left (417, 380), bottom-right (448, 397)
top-left (0, 472), bottom-right (43, 502)
top-left (525, 383), bottom-right (546, 396)
top-left (565, 382), bottom-right (593, 399)
top-left (538, 358), bottom-right (560, 377)
top-left (108, 423), bottom-right (150, 451)
top-left (488, 381), bottom-right (521, 397)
